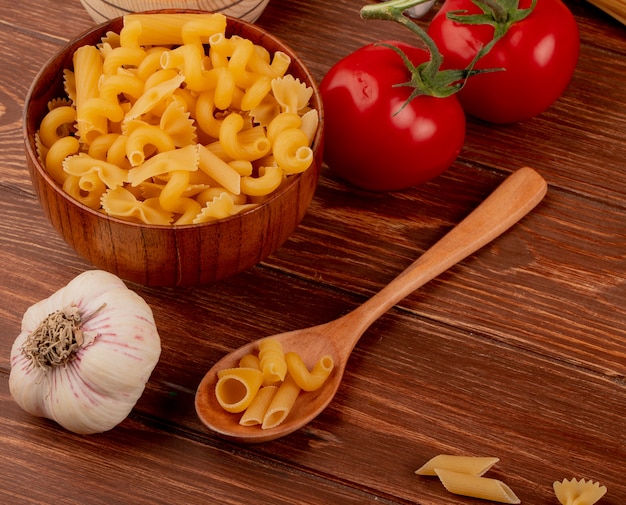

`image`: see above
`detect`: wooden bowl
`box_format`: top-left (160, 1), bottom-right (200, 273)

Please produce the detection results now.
top-left (79, 0), bottom-right (270, 23)
top-left (23, 13), bottom-right (323, 287)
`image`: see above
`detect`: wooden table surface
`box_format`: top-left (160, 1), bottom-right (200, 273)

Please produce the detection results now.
top-left (1, 0), bottom-right (625, 503)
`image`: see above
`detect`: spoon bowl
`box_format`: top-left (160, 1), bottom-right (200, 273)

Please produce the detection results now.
top-left (195, 167), bottom-right (548, 443)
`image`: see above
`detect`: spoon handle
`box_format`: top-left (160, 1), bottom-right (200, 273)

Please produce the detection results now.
top-left (341, 166), bottom-right (547, 346)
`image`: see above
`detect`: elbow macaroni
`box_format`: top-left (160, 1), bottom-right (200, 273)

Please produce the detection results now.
top-left (285, 352), bottom-right (334, 392)
top-left (35, 13), bottom-right (318, 226)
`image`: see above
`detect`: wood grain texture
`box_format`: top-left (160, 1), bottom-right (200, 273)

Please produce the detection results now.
top-left (1, 0), bottom-right (625, 503)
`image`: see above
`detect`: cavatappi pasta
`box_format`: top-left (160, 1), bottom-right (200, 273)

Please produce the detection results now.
top-left (416, 455), bottom-right (520, 504)
top-left (214, 337), bottom-right (334, 429)
top-left (36, 13), bottom-right (319, 226)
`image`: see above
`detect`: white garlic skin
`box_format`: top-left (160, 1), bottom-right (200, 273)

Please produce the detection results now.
top-left (9, 270), bottom-right (161, 434)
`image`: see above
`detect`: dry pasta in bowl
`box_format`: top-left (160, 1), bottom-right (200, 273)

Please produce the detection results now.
top-left (23, 11), bottom-right (323, 286)
top-left (35, 12), bottom-right (319, 227)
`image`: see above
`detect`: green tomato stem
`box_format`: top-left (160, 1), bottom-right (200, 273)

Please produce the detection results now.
top-left (445, 0), bottom-right (537, 53)
top-left (360, 0), bottom-right (502, 100)
top-left (360, 0), bottom-right (444, 79)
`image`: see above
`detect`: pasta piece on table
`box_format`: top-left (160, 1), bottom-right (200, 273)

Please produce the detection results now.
top-left (416, 455), bottom-right (500, 477)
top-left (553, 478), bottom-right (607, 505)
top-left (434, 468), bottom-right (520, 504)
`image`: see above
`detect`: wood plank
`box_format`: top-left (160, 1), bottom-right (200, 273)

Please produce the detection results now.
top-left (0, 379), bottom-right (390, 505)
top-left (1, 0), bottom-right (625, 504)
top-left (2, 163), bottom-right (624, 377)
top-left (4, 275), bottom-right (624, 503)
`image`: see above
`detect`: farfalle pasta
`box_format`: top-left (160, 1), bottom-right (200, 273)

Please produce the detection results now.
top-left (35, 12), bottom-right (319, 226)
top-left (553, 478), bottom-right (607, 505)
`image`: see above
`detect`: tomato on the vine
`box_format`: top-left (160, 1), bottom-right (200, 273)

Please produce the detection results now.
top-left (428, 0), bottom-right (580, 123)
top-left (320, 41), bottom-right (466, 191)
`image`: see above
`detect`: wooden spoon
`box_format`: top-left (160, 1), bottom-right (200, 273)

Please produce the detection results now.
top-left (195, 167), bottom-right (548, 443)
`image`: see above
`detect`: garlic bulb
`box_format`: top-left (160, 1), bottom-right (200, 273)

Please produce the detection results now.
top-left (9, 270), bottom-right (161, 434)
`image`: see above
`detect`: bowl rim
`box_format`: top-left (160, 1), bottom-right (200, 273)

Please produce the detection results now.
top-left (23, 9), bottom-right (324, 231)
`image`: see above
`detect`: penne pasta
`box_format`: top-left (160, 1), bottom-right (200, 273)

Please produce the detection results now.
top-left (197, 144), bottom-right (241, 195)
top-left (415, 455), bottom-right (500, 477)
top-left (73, 45), bottom-right (107, 143)
top-left (262, 374), bottom-right (301, 430)
top-left (434, 468), bottom-right (521, 504)
top-left (239, 385), bottom-right (278, 427)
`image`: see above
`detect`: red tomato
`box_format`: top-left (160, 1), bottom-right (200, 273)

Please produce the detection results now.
top-left (428, 0), bottom-right (580, 123)
top-left (319, 41), bottom-right (465, 191)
